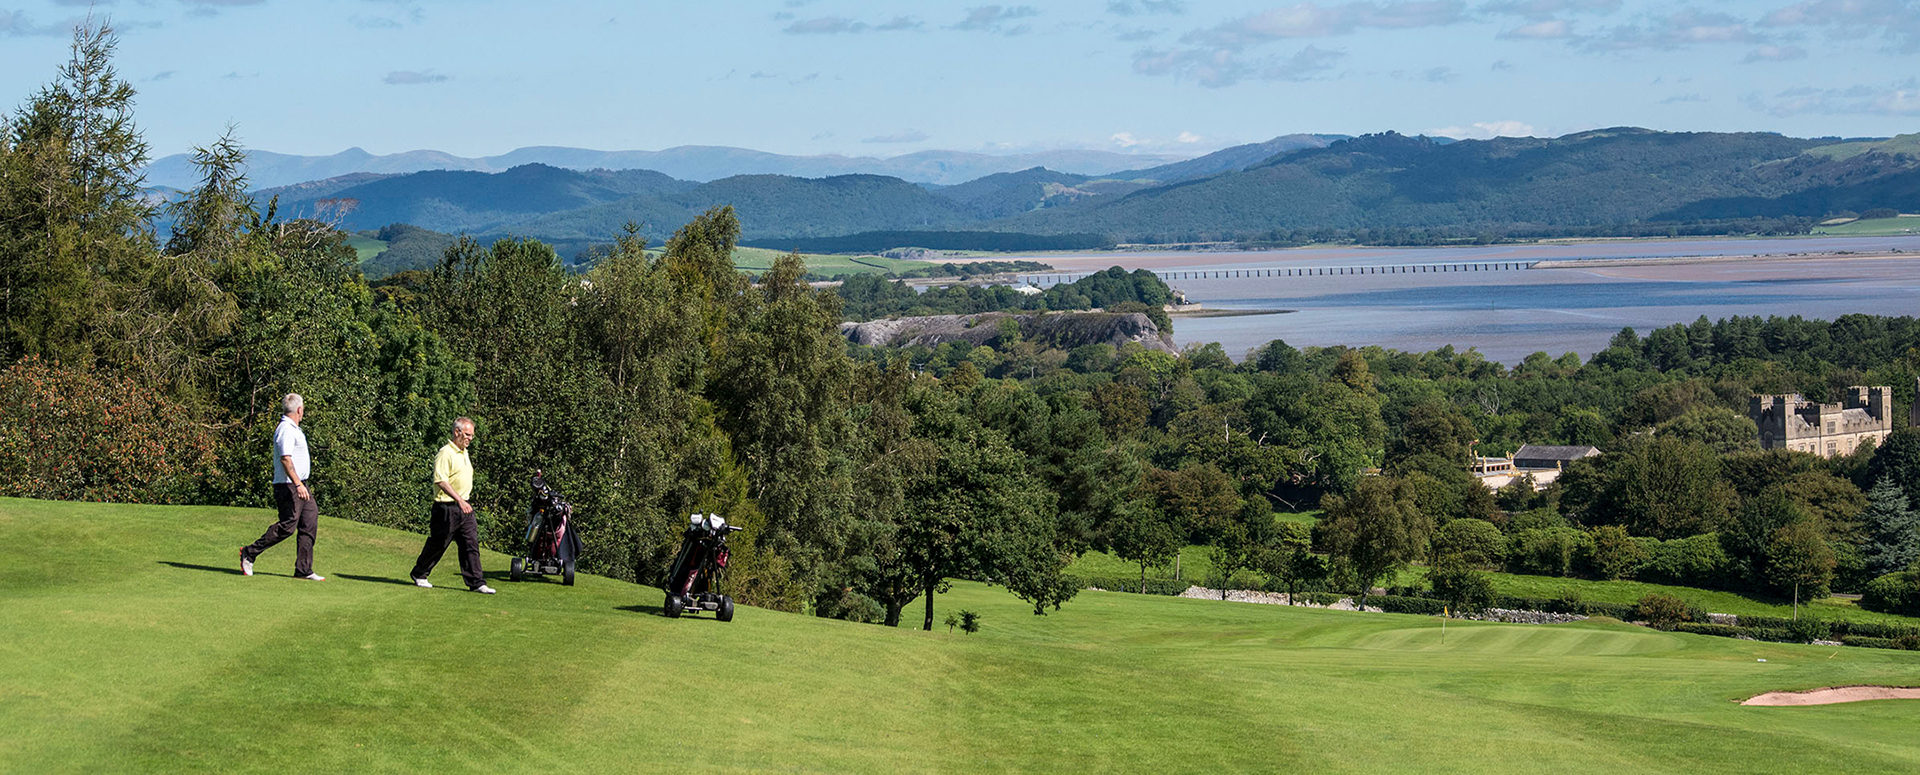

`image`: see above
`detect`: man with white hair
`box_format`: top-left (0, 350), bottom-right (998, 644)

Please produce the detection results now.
top-left (409, 417), bottom-right (494, 594)
top-left (240, 393), bottom-right (323, 580)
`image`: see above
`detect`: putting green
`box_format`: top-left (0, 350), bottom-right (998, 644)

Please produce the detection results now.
top-left (5, 497), bottom-right (1920, 773)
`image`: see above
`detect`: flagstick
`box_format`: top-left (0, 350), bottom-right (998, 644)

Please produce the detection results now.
top-left (1442, 606), bottom-right (1448, 646)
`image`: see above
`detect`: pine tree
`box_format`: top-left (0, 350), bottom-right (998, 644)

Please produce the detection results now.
top-left (1863, 478), bottom-right (1920, 577)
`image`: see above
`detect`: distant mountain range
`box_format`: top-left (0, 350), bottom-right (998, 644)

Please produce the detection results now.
top-left (144, 144), bottom-right (1207, 189)
top-left (998, 128), bottom-right (1916, 239)
top-left (241, 128), bottom-right (1920, 275)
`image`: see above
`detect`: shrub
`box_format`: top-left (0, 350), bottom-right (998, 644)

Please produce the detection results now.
top-left (958, 610), bottom-right (981, 634)
top-left (1785, 617), bottom-right (1832, 642)
top-left (825, 591), bottom-right (886, 624)
top-left (1428, 559), bottom-right (1496, 614)
top-left (1298, 592), bottom-right (1344, 606)
top-left (1635, 593), bottom-right (1698, 628)
top-left (0, 357), bottom-right (218, 504)
top-left (1506, 527), bottom-right (1594, 577)
top-left (1861, 570), bottom-right (1920, 616)
top-left (1585, 525), bottom-right (1648, 580)
top-left (1371, 595), bottom-right (1447, 615)
top-left (1861, 207), bottom-right (1901, 220)
top-left (1506, 506), bottom-right (1567, 533)
top-left (1840, 635), bottom-right (1903, 649)
top-left (1580, 601), bottom-right (1637, 620)
top-left (1830, 621), bottom-right (1920, 640)
top-left (1639, 533), bottom-right (1730, 588)
top-left (1434, 519), bottom-right (1505, 567)
top-left (1079, 576), bottom-right (1190, 596)
top-left (1746, 627), bottom-right (1798, 643)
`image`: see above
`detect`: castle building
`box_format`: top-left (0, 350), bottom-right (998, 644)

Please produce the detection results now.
top-left (1750, 386), bottom-right (1894, 458)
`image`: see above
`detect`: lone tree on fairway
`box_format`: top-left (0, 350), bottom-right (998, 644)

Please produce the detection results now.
top-left (1767, 519), bottom-right (1837, 620)
top-left (1316, 476), bottom-right (1431, 609)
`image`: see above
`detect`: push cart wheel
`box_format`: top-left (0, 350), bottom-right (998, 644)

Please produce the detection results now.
top-left (664, 594), bottom-right (683, 618)
top-left (563, 559), bottom-right (575, 586)
top-left (717, 595), bottom-right (735, 623)
top-left (511, 557), bottom-right (523, 582)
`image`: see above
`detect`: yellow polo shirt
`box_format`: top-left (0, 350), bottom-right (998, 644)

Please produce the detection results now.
top-left (433, 442), bottom-right (473, 502)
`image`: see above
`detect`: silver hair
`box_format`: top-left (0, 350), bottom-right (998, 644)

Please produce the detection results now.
top-left (282, 393), bottom-right (304, 415)
top-left (452, 417), bottom-right (474, 436)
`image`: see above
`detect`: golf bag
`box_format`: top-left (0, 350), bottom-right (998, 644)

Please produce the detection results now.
top-left (511, 470), bottom-right (582, 585)
top-left (662, 513), bottom-right (742, 621)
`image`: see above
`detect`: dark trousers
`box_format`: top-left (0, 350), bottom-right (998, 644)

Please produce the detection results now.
top-left (411, 501), bottom-right (484, 589)
top-left (246, 484), bottom-right (317, 576)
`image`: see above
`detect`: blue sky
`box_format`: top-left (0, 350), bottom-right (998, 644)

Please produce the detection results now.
top-left (2, 0), bottom-right (1916, 159)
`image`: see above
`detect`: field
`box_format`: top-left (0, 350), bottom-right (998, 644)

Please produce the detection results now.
top-left (730, 246), bottom-right (934, 277)
top-left (345, 235), bottom-right (388, 263)
top-left (1810, 215), bottom-right (1920, 237)
top-left (8, 496), bottom-right (1920, 773)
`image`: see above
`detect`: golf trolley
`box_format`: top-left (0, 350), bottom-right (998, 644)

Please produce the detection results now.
top-left (510, 470), bottom-right (582, 585)
top-left (663, 513), bottom-right (742, 621)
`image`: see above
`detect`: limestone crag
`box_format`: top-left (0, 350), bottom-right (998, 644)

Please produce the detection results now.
top-left (839, 311), bottom-right (1176, 353)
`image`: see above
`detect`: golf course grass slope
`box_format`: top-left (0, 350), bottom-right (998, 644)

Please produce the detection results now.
top-left (7, 496), bottom-right (1920, 773)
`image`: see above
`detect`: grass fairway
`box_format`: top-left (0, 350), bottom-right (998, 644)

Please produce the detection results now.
top-left (8, 497), bottom-right (1920, 773)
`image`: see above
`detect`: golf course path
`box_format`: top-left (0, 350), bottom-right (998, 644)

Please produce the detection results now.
top-left (1742, 686), bottom-right (1920, 706)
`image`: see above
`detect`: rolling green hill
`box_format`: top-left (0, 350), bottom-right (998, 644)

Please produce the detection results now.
top-left (1001, 128), bottom-right (1903, 239)
top-left (10, 496), bottom-right (1920, 773)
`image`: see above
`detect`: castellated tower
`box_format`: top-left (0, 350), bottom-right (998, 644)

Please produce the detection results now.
top-left (1751, 386), bottom-right (1894, 458)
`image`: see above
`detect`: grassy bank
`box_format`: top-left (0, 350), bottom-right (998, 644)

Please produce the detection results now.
top-left (7, 497), bottom-right (1920, 773)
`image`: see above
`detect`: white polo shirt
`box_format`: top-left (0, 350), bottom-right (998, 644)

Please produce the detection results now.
top-left (272, 415), bottom-right (310, 484)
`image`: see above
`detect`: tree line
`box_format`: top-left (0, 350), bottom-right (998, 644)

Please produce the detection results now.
top-left (7, 25), bottom-right (1920, 629)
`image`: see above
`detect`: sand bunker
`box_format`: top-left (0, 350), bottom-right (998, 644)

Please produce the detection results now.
top-left (1741, 686), bottom-right (1920, 706)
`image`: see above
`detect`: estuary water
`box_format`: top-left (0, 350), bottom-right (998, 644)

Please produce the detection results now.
top-left (1013, 236), bottom-right (1920, 364)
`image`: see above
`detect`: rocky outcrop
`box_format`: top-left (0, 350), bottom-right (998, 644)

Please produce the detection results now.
top-left (839, 311), bottom-right (1175, 353)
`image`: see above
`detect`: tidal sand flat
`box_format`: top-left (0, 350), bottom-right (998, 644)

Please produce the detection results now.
top-left (982, 236), bottom-right (1920, 363)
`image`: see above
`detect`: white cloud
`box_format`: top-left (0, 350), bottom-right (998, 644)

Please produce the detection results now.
top-left (1111, 132), bottom-right (1146, 148)
top-left (1108, 0), bottom-right (1187, 15)
top-left (1184, 1), bottom-right (1467, 45)
top-left (1427, 120), bottom-right (1536, 138)
top-left (1576, 10), bottom-right (1767, 52)
top-left (786, 16), bottom-right (866, 33)
top-left (1500, 19), bottom-right (1569, 38)
top-left (953, 5), bottom-right (1039, 34)
top-left (1760, 0), bottom-right (1920, 53)
top-left (1177, 131), bottom-right (1204, 143)
top-left (1133, 43), bottom-right (1343, 87)
top-left (1478, 0), bottom-right (1620, 21)
top-left (1743, 44), bottom-right (1806, 62)
top-left (1745, 80), bottom-right (1920, 116)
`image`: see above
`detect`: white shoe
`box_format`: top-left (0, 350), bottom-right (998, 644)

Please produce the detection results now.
top-left (472, 584), bottom-right (496, 595)
top-left (240, 548), bottom-right (253, 577)
top-left (295, 573), bottom-right (325, 581)
top-left (412, 577), bottom-right (433, 588)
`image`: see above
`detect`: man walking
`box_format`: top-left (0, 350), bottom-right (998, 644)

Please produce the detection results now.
top-left (241, 393), bottom-right (323, 580)
top-left (409, 417), bottom-right (494, 594)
